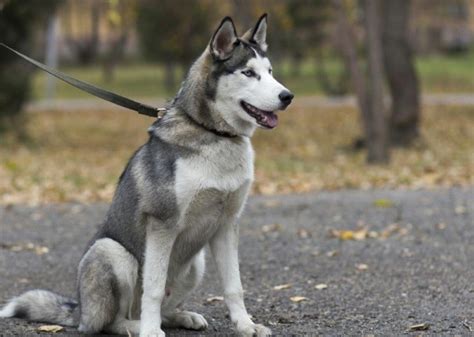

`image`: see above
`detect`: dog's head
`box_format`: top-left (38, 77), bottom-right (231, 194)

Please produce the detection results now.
top-left (204, 15), bottom-right (293, 136)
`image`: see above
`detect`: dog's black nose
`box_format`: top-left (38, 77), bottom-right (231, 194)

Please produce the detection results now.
top-left (279, 91), bottom-right (294, 105)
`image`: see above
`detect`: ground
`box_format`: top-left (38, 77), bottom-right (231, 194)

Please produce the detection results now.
top-left (1, 100), bottom-right (472, 204)
top-left (1, 188), bottom-right (473, 336)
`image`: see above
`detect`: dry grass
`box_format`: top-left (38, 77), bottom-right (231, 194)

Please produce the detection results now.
top-left (252, 103), bottom-right (473, 194)
top-left (0, 102), bottom-right (472, 204)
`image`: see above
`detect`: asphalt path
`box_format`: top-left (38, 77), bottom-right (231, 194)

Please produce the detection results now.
top-left (0, 188), bottom-right (473, 336)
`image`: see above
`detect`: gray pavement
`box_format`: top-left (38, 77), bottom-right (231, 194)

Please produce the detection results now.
top-left (0, 188), bottom-right (473, 336)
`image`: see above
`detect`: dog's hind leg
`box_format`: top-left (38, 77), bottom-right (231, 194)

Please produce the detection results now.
top-left (78, 238), bottom-right (140, 335)
top-left (161, 249), bottom-right (208, 330)
top-left (105, 253), bottom-right (140, 335)
top-left (104, 259), bottom-right (141, 335)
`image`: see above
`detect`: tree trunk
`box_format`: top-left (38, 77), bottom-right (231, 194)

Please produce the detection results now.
top-left (364, 0), bottom-right (390, 163)
top-left (333, 0), bottom-right (389, 162)
top-left (332, 0), bottom-right (369, 135)
top-left (103, 34), bottom-right (127, 83)
top-left (381, 0), bottom-right (420, 146)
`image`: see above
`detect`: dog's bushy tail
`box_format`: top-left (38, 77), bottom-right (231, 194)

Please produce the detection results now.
top-left (0, 289), bottom-right (78, 326)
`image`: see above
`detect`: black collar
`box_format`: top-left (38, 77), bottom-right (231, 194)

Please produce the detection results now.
top-left (185, 113), bottom-right (238, 139)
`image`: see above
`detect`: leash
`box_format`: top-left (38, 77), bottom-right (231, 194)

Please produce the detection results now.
top-left (1, 43), bottom-right (239, 138)
top-left (0, 43), bottom-right (166, 119)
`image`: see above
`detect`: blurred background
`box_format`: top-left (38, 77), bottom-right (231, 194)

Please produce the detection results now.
top-left (0, 0), bottom-right (472, 204)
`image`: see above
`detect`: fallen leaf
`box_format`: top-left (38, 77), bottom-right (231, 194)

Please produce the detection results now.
top-left (368, 231), bottom-right (379, 238)
top-left (339, 230), bottom-right (355, 240)
top-left (329, 229), bottom-right (352, 240)
top-left (205, 296), bottom-right (224, 303)
top-left (398, 227), bottom-right (409, 236)
top-left (373, 199), bottom-right (394, 208)
top-left (258, 182), bottom-right (277, 195)
top-left (262, 199), bottom-right (281, 208)
top-left (297, 228), bottom-right (311, 239)
top-left (315, 283), bottom-right (328, 290)
top-left (380, 223), bottom-right (400, 239)
top-left (261, 223), bottom-right (282, 233)
top-left (329, 228), bottom-right (368, 241)
top-left (455, 206), bottom-right (467, 215)
top-left (273, 284), bottom-right (292, 290)
top-left (35, 246), bottom-right (49, 255)
top-left (463, 321), bottom-right (473, 332)
top-left (408, 323), bottom-right (430, 331)
top-left (435, 222), bottom-right (447, 230)
top-left (326, 250), bottom-right (339, 257)
top-left (0, 242), bottom-right (49, 255)
top-left (356, 263), bottom-right (369, 271)
top-left (37, 325), bottom-right (64, 333)
top-left (290, 296), bottom-right (307, 303)
top-left (352, 228), bottom-right (368, 240)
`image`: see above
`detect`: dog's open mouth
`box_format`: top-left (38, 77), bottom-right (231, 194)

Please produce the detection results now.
top-left (241, 101), bottom-right (278, 129)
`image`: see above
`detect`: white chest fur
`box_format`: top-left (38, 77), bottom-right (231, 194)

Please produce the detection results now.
top-left (174, 137), bottom-right (254, 226)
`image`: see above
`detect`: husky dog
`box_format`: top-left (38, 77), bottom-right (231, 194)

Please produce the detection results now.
top-left (0, 14), bottom-right (293, 337)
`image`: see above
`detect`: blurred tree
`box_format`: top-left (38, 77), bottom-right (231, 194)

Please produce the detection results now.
top-left (65, 0), bottom-right (101, 65)
top-left (333, 0), bottom-right (370, 142)
top-left (333, 0), bottom-right (420, 163)
top-left (364, 0), bottom-right (389, 163)
top-left (232, 0), bottom-right (254, 29)
top-left (136, 0), bottom-right (216, 94)
top-left (315, 49), bottom-right (350, 96)
top-left (285, 0), bottom-right (331, 77)
top-left (0, 0), bottom-right (60, 140)
top-left (333, 0), bottom-right (389, 163)
top-left (102, 0), bottom-right (136, 83)
top-left (381, 0), bottom-right (420, 146)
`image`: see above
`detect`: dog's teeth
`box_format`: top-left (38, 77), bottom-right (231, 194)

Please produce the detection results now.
top-left (243, 101), bottom-right (275, 126)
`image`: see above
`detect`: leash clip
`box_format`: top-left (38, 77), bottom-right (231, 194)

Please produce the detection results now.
top-left (155, 108), bottom-right (167, 120)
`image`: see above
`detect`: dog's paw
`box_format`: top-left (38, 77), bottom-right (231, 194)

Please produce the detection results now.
top-left (139, 327), bottom-right (165, 337)
top-left (164, 310), bottom-right (208, 330)
top-left (236, 322), bottom-right (272, 337)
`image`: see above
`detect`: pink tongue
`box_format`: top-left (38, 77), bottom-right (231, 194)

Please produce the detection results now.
top-left (263, 112), bottom-right (278, 128)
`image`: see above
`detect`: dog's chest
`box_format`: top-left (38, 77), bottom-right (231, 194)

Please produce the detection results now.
top-left (174, 139), bottom-right (254, 232)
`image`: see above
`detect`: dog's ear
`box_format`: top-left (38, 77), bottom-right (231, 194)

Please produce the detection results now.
top-left (210, 17), bottom-right (238, 60)
top-left (241, 13), bottom-right (268, 52)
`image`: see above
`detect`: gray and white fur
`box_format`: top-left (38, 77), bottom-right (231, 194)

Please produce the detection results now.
top-left (0, 14), bottom-right (293, 337)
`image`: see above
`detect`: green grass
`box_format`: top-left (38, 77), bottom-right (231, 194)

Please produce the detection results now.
top-left (415, 51), bottom-right (474, 93)
top-left (32, 63), bottom-right (185, 100)
top-left (31, 51), bottom-right (474, 100)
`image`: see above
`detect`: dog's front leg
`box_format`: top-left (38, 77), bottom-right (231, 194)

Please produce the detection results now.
top-left (210, 222), bottom-right (271, 337)
top-left (140, 221), bottom-right (177, 337)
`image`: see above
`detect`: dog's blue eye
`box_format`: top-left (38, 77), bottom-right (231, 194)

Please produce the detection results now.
top-left (242, 69), bottom-right (256, 77)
